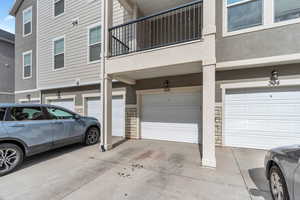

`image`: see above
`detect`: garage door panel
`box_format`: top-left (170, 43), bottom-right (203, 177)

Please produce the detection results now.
top-left (141, 92), bottom-right (202, 144)
top-left (86, 96), bottom-right (125, 137)
top-left (225, 88), bottom-right (300, 149)
top-left (49, 99), bottom-right (75, 112)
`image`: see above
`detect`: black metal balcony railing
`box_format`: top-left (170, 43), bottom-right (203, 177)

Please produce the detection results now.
top-left (109, 0), bottom-right (203, 57)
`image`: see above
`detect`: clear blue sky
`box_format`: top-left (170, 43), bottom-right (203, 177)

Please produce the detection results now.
top-left (0, 0), bottom-right (15, 33)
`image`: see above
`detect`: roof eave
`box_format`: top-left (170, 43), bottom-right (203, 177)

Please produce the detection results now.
top-left (9, 0), bottom-right (24, 16)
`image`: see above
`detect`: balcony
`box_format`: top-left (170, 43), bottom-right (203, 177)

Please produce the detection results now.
top-left (109, 0), bottom-right (203, 57)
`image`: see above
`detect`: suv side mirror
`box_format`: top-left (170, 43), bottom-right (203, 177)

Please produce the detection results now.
top-left (74, 114), bottom-right (81, 120)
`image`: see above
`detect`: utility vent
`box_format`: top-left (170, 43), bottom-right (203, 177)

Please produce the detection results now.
top-left (72, 18), bottom-right (79, 27)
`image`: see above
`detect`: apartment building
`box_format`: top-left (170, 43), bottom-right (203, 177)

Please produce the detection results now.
top-left (0, 29), bottom-right (15, 103)
top-left (10, 0), bottom-right (300, 167)
top-left (10, 0), bottom-right (133, 138)
top-left (101, 0), bottom-right (300, 167)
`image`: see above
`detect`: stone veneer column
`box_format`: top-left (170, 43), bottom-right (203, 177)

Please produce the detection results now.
top-left (125, 106), bottom-right (138, 139)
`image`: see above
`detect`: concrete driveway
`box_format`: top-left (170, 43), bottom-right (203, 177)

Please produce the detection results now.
top-left (0, 139), bottom-right (271, 200)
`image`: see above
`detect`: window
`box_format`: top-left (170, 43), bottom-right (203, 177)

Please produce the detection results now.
top-left (88, 25), bottom-right (101, 63)
top-left (53, 37), bottom-right (65, 70)
top-left (54, 0), bottom-right (65, 17)
top-left (225, 0), bottom-right (300, 36)
top-left (274, 0), bottom-right (300, 22)
top-left (0, 108), bottom-right (6, 121)
top-left (227, 0), bottom-right (263, 32)
top-left (23, 50), bottom-right (32, 79)
top-left (10, 107), bottom-right (46, 121)
top-left (46, 107), bottom-right (74, 120)
top-left (23, 7), bottom-right (32, 36)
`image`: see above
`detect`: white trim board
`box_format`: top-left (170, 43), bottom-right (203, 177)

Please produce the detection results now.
top-left (217, 53), bottom-right (300, 70)
top-left (221, 78), bottom-right (300, 90)
top-left (0, 92), bottom-right (14, 95)
top-left (18, 98), bottom-right (41, 103)
top-left (15, 89), bottom-right (40, 94)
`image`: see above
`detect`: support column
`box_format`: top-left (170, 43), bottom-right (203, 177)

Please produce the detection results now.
top-left (100, 0), bottom-right (113, 151)
top-left (202, 64), bottom-right (216, 168)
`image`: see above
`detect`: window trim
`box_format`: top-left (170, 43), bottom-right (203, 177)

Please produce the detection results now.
top-left (52, 35), bottom-right (65, 71)
top-left (53, 0), bottom-right (65, 18)
top-left (22, 6), bottom-right (33, 37)
top-left (223, 0), bottom-right (300, 37)
top-left (87, 23), bottom-right (102, 64)
top-left (22, 50), bottom-right (33, 80)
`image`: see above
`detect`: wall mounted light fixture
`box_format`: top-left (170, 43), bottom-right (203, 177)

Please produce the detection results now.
top-left (269, 70), bottom-right (280, 87)
top-left (26, 94), bottom-right (31, 102)
top-left (164, 80), bottom-right (170, 92)
top-left (57, 91), bottom-right (61, 99)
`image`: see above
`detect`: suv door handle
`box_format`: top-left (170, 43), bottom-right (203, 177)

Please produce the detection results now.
top-left (10, 125), bottom-right (25, 128)
top-left (54, 122), bottom-right (63, 125)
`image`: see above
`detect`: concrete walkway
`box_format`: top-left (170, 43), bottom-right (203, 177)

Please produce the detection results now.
top-left (0, 139), bottom-right (271, 200)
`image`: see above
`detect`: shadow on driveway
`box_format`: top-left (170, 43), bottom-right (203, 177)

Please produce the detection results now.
top-left (19, 143), bottom-right (89, 172)
top-left (248, 168), bottom-right (272, 200)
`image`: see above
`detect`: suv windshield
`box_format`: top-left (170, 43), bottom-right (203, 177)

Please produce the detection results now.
top-left (0, 108), bottom-right (6, 121)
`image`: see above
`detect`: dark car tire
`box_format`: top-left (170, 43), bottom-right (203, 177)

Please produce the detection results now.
top-left (269, 165), bottom-right (290, 200)
top-left (0, 143), bottom-right (24, 177)
top-left (85, 127), bottom-right (100, 145)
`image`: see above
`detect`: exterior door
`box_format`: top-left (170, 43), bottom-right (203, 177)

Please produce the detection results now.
top-left (46, 107), bottom-right (84, 147)
top-left (225, 87), bottom-right (300, 149)
top-left (86, 96), bottom-right (125, 137)
top-left (141, 91), bottom-right (202, 144)
top-left (4, 106), bottom-right (53, 154)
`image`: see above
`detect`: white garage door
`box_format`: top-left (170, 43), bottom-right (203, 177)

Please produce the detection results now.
top-left (86, 96), bottom-right (125, 137)
top-left (49, 99), bottom-right (75, 112)
top-left (225, 87), bottom-right (300, 149)
top-left (141, 91), bottom-right (202, 143)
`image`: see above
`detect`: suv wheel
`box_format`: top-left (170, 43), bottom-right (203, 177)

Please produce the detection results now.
top-left (269, 165), bottom-right (289, 200)
top-left (85, 127), bottom-right (100, 145)
top-left (0, 143), bottom-right (24, 176)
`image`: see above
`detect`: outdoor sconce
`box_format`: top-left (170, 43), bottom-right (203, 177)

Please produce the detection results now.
top-left (164, 80), bottom-right (170, 92)
top-left (269, 70), bottom-right (280, 87)
top-left (26, 94), bottom-right (31, 102)
top-left (57, 91), bottom-right (61, 99)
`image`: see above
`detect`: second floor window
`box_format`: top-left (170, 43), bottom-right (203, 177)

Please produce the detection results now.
top-left (274, 0), bottom-right (300, 22)
top-left (23, 51), bottom-right (32, 79)
top-left (54, 0), bottom-right (65, 17)
top-left (88, 25), bottom-right (101, 63)
top-left (54, 37), bottom-right (65, 70)
top-left (23, 7), bottom-right (32, 37)
top-left (227, 0), bottom-right (263, 32)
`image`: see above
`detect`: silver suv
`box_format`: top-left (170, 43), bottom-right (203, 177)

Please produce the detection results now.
top-left (0, 104), bottom-right (101, 176)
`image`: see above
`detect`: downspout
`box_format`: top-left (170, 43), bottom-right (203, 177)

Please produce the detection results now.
top-left (100, 0), bottom-right (107, 152)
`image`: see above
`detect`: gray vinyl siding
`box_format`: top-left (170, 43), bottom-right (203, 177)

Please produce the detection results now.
top-left (113, 0), bottom-right (132, 26)
top-left (0, 40), bottom-right (14, 93)
top-left (216, 0), bottom-right (300, 62)
top-left (0, 94), bottom-right (14, 103)
top-left (38, 0), bottom-right (102, 89)
top-left (15, 0), bottom-right (37, 91)
top-left (38, 0), bottom-right (131, 89)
